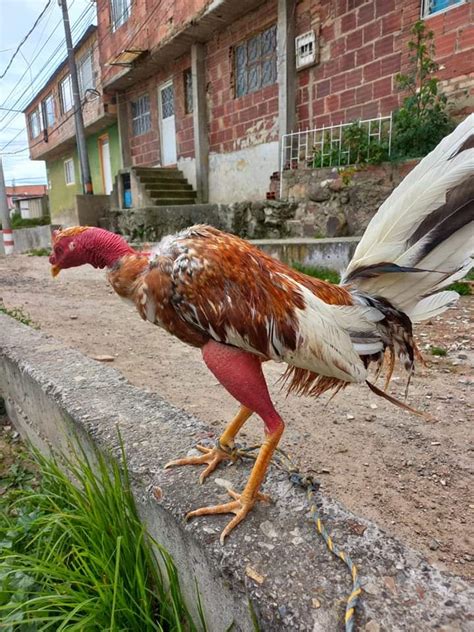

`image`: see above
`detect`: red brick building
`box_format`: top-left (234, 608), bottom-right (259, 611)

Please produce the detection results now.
top-left (97, 0), bottom-right (473, 203)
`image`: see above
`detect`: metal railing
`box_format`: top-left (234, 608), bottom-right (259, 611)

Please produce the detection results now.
top-left (280, 114), bottom-right (393, 197)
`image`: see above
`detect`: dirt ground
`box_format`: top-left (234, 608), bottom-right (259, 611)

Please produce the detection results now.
top-left (1, 254), bottom-right (472, 578)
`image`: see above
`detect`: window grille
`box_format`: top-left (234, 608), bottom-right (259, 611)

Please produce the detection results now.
top-left (184, 69), bottom-right (193, 114)
top-left (29, 108), bottom-right (42, 138)
top-left (78, 49), bottom-right (95, 98)
top-left (235, 24), bottom-right (277, 98)
top-left (42, 95), bottom-right (55, 127)
top-left (64, 158), bottom-right (75, 185)
top-left (111, 0), bottom-right (131, 31)
top-left (60, 75), bottom-right (73, 113)
top-left (131, 94), bottom-right (151, 136)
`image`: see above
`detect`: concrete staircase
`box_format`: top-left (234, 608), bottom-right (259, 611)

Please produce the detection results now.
top-left (135, 167), bottom-right (197, 206)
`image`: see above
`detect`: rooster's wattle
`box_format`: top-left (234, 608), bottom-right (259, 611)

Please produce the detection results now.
top-left (49, 115), bottom-right (474, 543)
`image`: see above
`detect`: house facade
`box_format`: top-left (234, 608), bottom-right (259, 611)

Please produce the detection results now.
top-left (97, 0), bottom-right (473, 204)
top-left (6, 185), bottom-right (48, 217)
top-left (24, 26), bottom-right (120, 224)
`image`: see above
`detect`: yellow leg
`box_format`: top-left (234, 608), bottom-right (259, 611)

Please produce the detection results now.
top-left (186, 424), bottom-right (284, 544)
top-left (164, 406), bottom-right (252, 483)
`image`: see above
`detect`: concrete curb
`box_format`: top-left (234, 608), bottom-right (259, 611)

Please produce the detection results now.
top-left (1, 313), bottom-right (472, 631)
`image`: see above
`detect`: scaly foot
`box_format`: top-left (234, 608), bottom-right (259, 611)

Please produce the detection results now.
top-left (164, 444), bottom-right (238, 484)
top-left (186, 488), bottom-right (271, 544)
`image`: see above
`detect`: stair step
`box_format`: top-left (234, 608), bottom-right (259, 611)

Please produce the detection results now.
top-left (142, 180), bottom-right (192, 191)
top-left (134, 168), bottom-right (183, 179)
top-left (150, 198), bottom-right (196, 206)
top-left (147, 189), bottom-right (197, 199)
top-left (138, 175), bottom-right (189, 185)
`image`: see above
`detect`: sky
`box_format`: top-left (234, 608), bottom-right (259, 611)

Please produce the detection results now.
top-left (0, 0), bottom-right (96, 187)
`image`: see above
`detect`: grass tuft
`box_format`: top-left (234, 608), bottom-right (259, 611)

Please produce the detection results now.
top-left (292, 262), bottom-right (341, 285)
top-left (0, 440), bottom-right (202, 631)
top-left (430, 346), bottom-right (447, 357)
top-left (27, 248), bottom-right (51, 257)
top-left (0, 304), bottom-right (38, 328)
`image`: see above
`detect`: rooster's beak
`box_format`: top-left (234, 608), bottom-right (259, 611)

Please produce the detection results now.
top-left (51, 264), bottom-right (61, 278)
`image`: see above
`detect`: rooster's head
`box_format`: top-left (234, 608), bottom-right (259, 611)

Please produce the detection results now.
top-left (49, 226), bottom-right (134, 277)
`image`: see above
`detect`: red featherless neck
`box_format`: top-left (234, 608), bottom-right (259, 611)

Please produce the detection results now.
top-left (79, 228), bottom-right (136, 269)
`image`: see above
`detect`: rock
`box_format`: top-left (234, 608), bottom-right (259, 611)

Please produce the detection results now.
top-left (260, 520), bottom-right (279, 539)
top-left (308, 183), bottom-right (331, 202)
top-left (214, 477), bottom-right (233, 490)
top-left (245, 565), bottom-right (265, 584)
top-left (92, 355), bottom-right (115, 362)
top-left (346, 414), bottom-right (355, 420)
top-left (365, 621), bottom-right (381, 632)
top-left (429, 539), bottom-right (440, 551)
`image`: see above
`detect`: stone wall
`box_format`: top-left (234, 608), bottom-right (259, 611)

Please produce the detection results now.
top-left (103, 200), bottom-right (298, 242)
top-left (102, 160), bottom-right (419, 241)
top-left (282, 160), bottom-right (418, 238)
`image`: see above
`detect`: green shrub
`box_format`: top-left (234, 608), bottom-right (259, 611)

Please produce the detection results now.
top-left (392, 21), bottom-right (455, 160)
top-left (1, 212), bottom-right (51, 230)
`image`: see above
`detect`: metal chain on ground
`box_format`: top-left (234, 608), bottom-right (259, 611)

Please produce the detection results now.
top-left (216, 440), bottom-right (362, 632)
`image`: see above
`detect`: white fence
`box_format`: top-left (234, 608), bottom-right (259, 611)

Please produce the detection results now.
top-left (280, 114), bottom-right (393, 195)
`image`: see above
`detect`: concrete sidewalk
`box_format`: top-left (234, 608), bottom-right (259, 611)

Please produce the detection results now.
top-left (1, 313), bottom-right (472, 631)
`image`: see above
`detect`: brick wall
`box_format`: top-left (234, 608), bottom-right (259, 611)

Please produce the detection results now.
top-left (25, 30), bottom-right (110, 161)
top-left (111, 0), bottom-right (473, 169)
top-left (295, 0), bottom-right (473, 129)
top-left (206, 1), bottom-right (279, 154)
top-left (97, 0), bottom-right (209, 88)
top-left (124, 53), bottom-right (194, 165)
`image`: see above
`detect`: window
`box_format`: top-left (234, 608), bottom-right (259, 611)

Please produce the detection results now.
top-left (78, 49), bottom-right (95, 98)
top-left (111, 0), bottom-right (131, 31)
top-left (64, 158), bottom-right (75, 185)
top-left (29, 107), bottom-right (42, 138)
top-left (184, 68), bottom-right (193, 114)
top-left (60, 74), bottom-right (73, 114)
top-left (234, 24), bottom-right (277, 98)
top-left (42, 94), bottom-right (55, 127)
top-left (131, 94), bottom-right (151, 136)
top-left (421, 0), bottom-right (464, 16)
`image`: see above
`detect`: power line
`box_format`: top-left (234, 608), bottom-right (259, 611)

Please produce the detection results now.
top-left (0, 0), bottom-right (53, 79)
top-left (0, 0), bottom-right (91, 128)
top-left (1, 96), bottom-right (86, 156)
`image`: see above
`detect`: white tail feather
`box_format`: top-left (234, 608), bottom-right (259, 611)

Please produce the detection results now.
top-left (409, 291), bottom-right (459, 323)
top-left (341, 114), bottom-right (474, 323)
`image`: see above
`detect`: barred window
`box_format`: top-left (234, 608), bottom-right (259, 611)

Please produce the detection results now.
top-left (42, 94), bottom-right (55, 127)
top-left (421, 0), bottom-right (464, 17)
top-left (29, 107), bottom-right (42, 138)
top-left (78, 49), bottom-right (95, 98)
top-left (111, 0), bottom-right (131, 31)
top-left (235, 24), bottom-right (277, 98)
top-left (184, 68), bottom-right (193, 114)
top-left (64, 158), bottom-right (75, 185)
top-left (60, 74), bottom-right (73, 114)
top-left (131, 94), bottom-right (151, 136)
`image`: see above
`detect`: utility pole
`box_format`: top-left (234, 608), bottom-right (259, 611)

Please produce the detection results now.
top-left (58, 0), bottom-right (93, 194)
top-left (0, 158), bottom-right (14, 255)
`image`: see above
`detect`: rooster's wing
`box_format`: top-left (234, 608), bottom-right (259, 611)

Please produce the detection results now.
top-left (154, 227), bottom-right (382, 383)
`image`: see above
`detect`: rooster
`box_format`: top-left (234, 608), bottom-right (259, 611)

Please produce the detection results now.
top-left (49, 115), bottom-right (473, 543)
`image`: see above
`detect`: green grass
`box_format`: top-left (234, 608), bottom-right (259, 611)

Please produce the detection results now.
top-left (0, 304), bottom-right (38, 328)
top-left (0, 440), bottom-right (203, 631)
top-left (27, 248), bottom-right (51, 257)
top-left (292, 262), bottom-right (341, 285)
top-left (430, 346), bottom-right (447, 357)
top-left (9, 213), bottom-right (51, 230)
